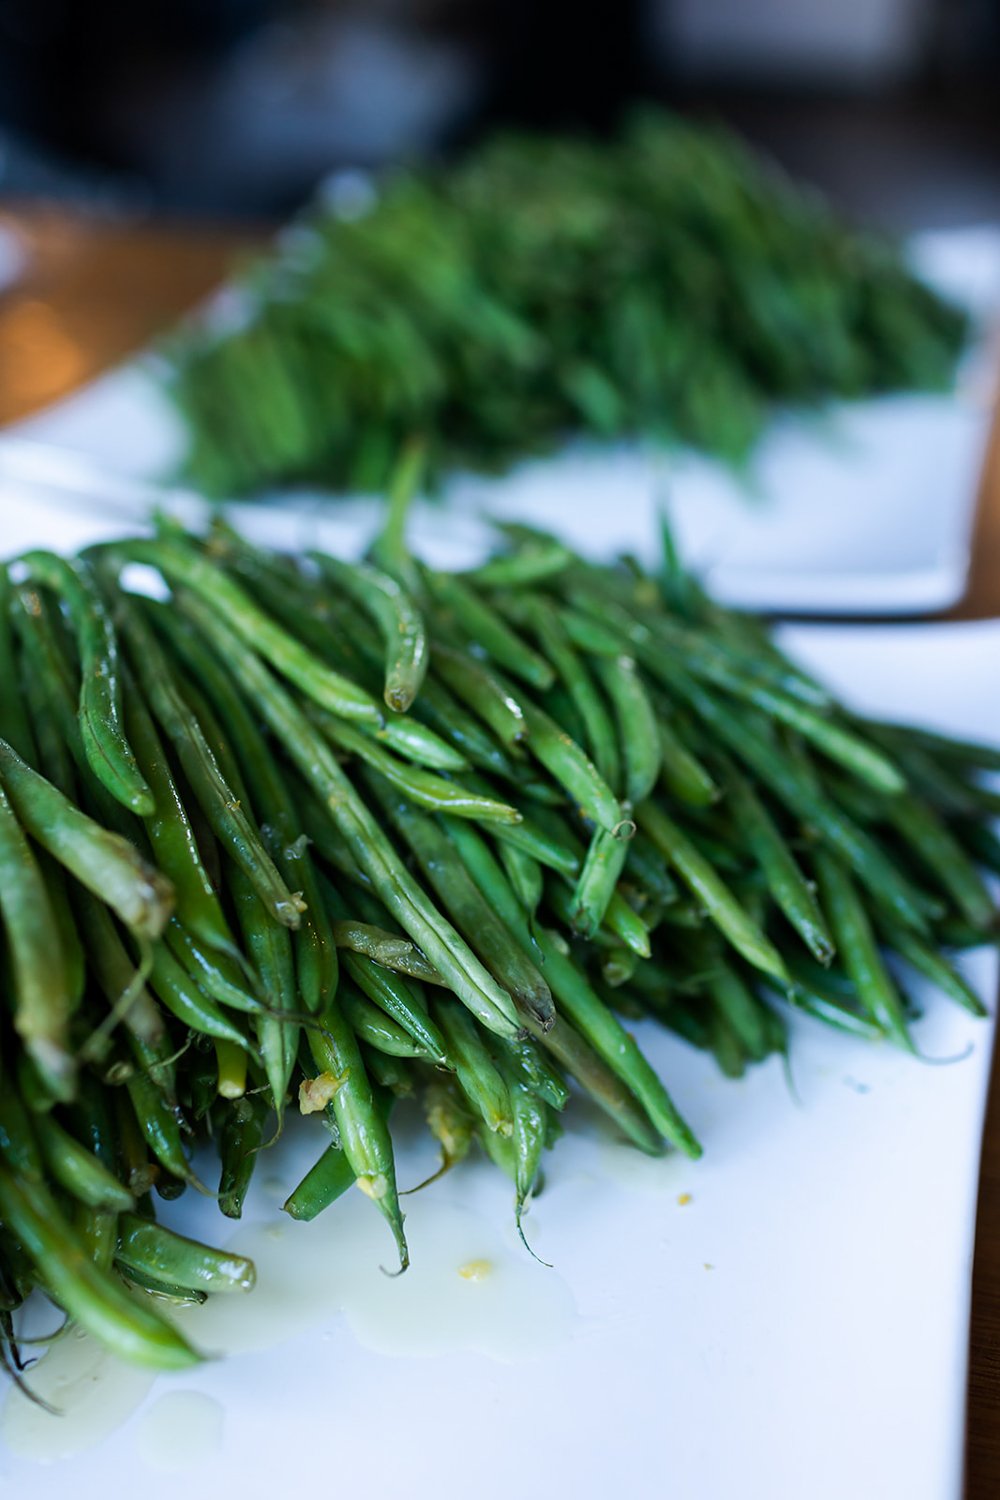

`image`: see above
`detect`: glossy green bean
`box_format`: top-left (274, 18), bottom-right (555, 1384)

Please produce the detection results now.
top-left (318, 712), bottom-right (520, 823)
top-left (593, 653), bottom-right (660, 804)
top-left (723, 759), bottom-right (834, 964)
top-left (639, 802), bottom-right (788, 983)
top-left (0, 775), bottom-right (73, 1098)
top-left (813, 849), bottom-right (911, 1050)
top-left (17, 551), bottom-right (153, 814)
top-left (0, 737), bottom-right (172, 940)
top-left (312, 552), bottom-right (428, 713)
top-left (115, 1214), bottom-right (255, 1293)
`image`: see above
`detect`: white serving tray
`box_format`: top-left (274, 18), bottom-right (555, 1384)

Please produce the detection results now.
top-left (0, 494), bottom-right (997, 1500)
top-left (4, 226), bottom-right (1000, 615)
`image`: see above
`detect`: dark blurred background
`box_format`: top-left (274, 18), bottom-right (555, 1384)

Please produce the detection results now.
top-left (0, 0), bottom-right (998, 228)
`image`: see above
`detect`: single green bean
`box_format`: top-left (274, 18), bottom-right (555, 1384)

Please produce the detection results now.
top-left (115, 1214), bottom-right (255, 1294)
top-left (17, 551), bottom-right (154, 813)
top-left (0, 776), bottom-right (74, 1098)
top-left (312, 552), bottom-right (429, 712)
top-left (813, 849), bottom-right (911, 1050)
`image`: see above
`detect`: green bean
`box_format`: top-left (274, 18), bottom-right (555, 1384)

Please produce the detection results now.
top-left (115, 1214), bottom-right (255, 1294)
top-left (494, 1035), bottom-right (570, 1112)
top-left (558, 605), bottom-right (626, 658)
top-left (17, 551), bottom-right (154, 814)
top-left (317, 713), bottom-right (520, 823)
top-left (0, 775), bottom-right (74, 1098)
top-left (214, 1038), bottom-right (247, 1100)
top-left (723, 760), bottom-right (834, 964)
top-left (342, 986), bottom-right (432, 1059)
top-left (859, 720), bottom-right (1000, 772)
top-left (217, 1094), bottom-right (269, 1218)
top-left (493, 1054), bottom-right (547, 1241)
top-left (148, 942), bottom-right (257, 1054)
top-left (72, 888), bottom-right (165, 1055)
top-left (123, 683), bottom-right (236, 956)
top-left (484, 807), bottom-right (581, 876)
top-left (368, 437), bottom-right (426, 593)
top-left (311, 553), bottom-right (428, 712)
top-left (283, 1141), bottom-right (357, 1222)
top-left (549, 876), bottom-right (651, 959)
top-left (123, 1068), bottom-right (193, 1183)
top-left (707, 961), bottom-right (772, 1062)
top-left (0, 1164), bottom-right (198, 1369)
top-left (430, 641), bottom-right (528, 751)
top-left (305, 994), bottom-right (407, 1266)
top-left (655, 719), bottom-right (719, 807)
top-left (0, 567), bottom-right (37, 762)
top-left (465, 537), bottom-right (573, 588)
top-left (424, 569), bottom-right (555, 690)
top-left (813, 849), bottom-right (911, 1050)
top-left (420, 1079), bottom-right (476, 1179)
top-left (639, 802), bottom-right (788, 983)
top-left (156, 601), bottom-right (338, 1014)
top-left (177, 592), bottom-right (520, 1039)
top-left (570, 824), bottom-right (634, 939)
top-left (519, 700), bottom-right (622, 831)
top-left (166, 921), bottom-right (262, 1016)
top-left (432, 1000), bottom-right (512, 1135)
top-left (209, 538), bottom-right (467, 772)
top-left (880, 922), bottom-right (988, 1019)
top-left (602, 947), bottom-right (638, 987)
top-left (783, 984), bottom-right (883, 1040)
top-left (506, 594), bottom-right (620, 786)
top-left (230, 867), bottom-right (299, 1119)
top-left (32, 1113), bottom-right (135, 1213)
top-left (331, 920), bottom-right (442, 982)
top-left (571, 582), bottom-right (885, 783)
top-left (341, 950), bottom-right (449, 1063)
top-left (624, 832), bottom-right (679, 905)
top-left (593, 654), bottom-right (660, 804)
top-left (886, 795), bottom-right (995, 932)
top-left (497, 842), bottom-right (543, 917)
top-left (0, 736), bottom-right (173, 940)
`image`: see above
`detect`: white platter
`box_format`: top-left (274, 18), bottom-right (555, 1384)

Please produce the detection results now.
top-left (5, 225), bottom-right (1000, 615)
top-left (0, 492), bottom-right (998, 1500)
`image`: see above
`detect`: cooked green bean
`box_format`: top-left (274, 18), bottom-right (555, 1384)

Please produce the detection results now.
top-left (0, 737), bottom-right (172, 940)
top-left (813, 849), bottom-right (911, 1050)
top-left (115, 1214), bottom-right (255, 1294)
top-left (312, 552), bottom-right (429, 713)
top-left (0, 776), bottom-right (74, 1098)
top-left (17, 551), bottom-right (153, 814)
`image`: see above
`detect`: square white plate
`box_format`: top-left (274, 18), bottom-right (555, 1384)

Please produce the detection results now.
top-left (4, 225), bottom-right (999, 615)
top-left (0, 492), bottom-right (998, 1500)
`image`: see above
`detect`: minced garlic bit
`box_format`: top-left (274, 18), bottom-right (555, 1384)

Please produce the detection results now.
top-left (677, 1192), bottom-right (692, 1207)
top-left (298, 1071), bottom-right (345, 1115)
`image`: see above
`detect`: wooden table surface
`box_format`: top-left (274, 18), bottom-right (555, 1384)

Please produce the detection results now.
top-left (1, 203), bottom-right (999, 1497)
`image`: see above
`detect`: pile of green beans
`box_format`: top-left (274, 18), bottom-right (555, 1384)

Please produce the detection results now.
top-left (1, 515), bottom-right (997, 1381)
top-left (166, 111), bottom-right (966, 498)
